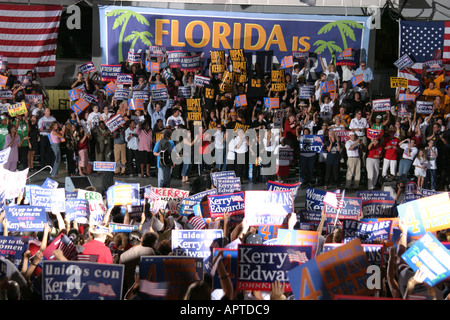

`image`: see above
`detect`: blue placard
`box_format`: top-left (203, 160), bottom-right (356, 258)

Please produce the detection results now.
top-left (172, 229), bottom-right (223, 262)
top-left (100, 64), bottom-right (122, 81)
top-left (322, 243), bottom-right (384, 266)
top-left (116, 73), bottom-right (133, 85)
top-left (65, 199), bottom-right (90, 224)
top-left (210, 171), bottom-right (236, 188)
top-left (237, 244), bottom-right (312, 291)
top-left (298, 85), bottom-right (314, 99)
top-left (179, 189), bottom-right (218, 216)
top-left (28, 187), bottom-right (66, 212)
top-left (267, 180), bottom-right (301, 199)
top-left (372, 98), bottom-right (391, 112)
top-left (342, 219), bottom-right (392, 244)
top-left (93, 161), bottom-right (116, 172)
top-left (325, 197), bottom-right (362, 220)
top-left (401, 232), bottom-right (450, 287)
top-left (131, 90), bottom-right (149, 100)
top-left (393, 53), bottom-right (414, 70)
top-left (207, 191), bottom-right (245, 219)
top-left (179, 54), bottom-right (203, 72)
top-left (177, 86), bottom-right (191, 98)
top-left (78, 61), bottom-right (96, 74)
top-left (356, 191), bottom-right (396, 218)
top-left (299, 135), bottom-right (323, 153)
top-left (305, 187), bottom-right (327, 212)
top-left (113, 88), bottom-right (130, 100)
top-left (0, 236), bottom-right (29, 269)
top-left (212, 248), bottom-right (238, 290)
top-left (110, 223), bottom-right (138, 233)
top-left (42, 178), bottom-right (58, 189)
top-left (216, 177), bottom-right (241, 195)
top-left (150, 87), bottom-right (169, 101)
top-left (4, 206), bottom-right (47, 232)
top-left (416, 101), bottom-right (434, 114)
top-left (105, 114), bottom-right (126, 132)
top-left (42, 261), bottom-right (124, 300)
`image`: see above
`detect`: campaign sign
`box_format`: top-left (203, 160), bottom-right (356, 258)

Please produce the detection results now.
top-left (324, 197), bottom-right (362, 220)
top-left (42, 178), bottom-right (58, 189)
top-left (207, 191), bottom-right (245, 219)
top-left (65, 199), bottom-right (90, 224)
top-left (366, 128), bottom-right (384, 140)
top-left (212, 248), bottom-right (238, 289)
top-left (216, 177), bottom-right (241, 195)
top-left (0, 147), bottom-right (10, 165)
top-left (106, 184), bottom-right (133, 206)
top-left (342, 219), bottom-right (393, 244)
top-left (111, 181), bottom-right (140, 206)
top-left (276, 229), bottom-right (319, 256)
top-left (336, 48), bottom-right (356, 66)
top-left (322, 243), bottom-right (384, 266)
top-left (25, 94), bottom-right (43, 105)
top-left (244, 190), bottom-right (293, 226)
top-left (0, 75), bottom-right (7, 87)
top-left (237, 244), bottom-right (312, 291)
top-left (179, 189), bottom-right (218, 216)
top-left (179, 54), bottom-right (202, 72)
top-left (397, 192), bottom-right (450, 237)
top-left (398, 93), bottom-right (416, 102)
top-left (177, 86), bottom-right (191, 98)
top-left (93, 161), bottom-right (116, 172)
top-left (128, 98), bottom-right (144, 110)
top-left (194, 75), bottom-right (210, 87)
top-left (287, 238), bottom-right (369, 300)
top-left (267, 180), bottom-right (301, 200)
top-left (401, 232), bottom-right (450, 287)
top-left (42, 261), bottom-right (124, 300)
top-left (416, 101), bottom-right (434, 114)
top-left (305, 187), bottom-right (327, 212)
top-left (131, 90), bottom-right (149, 101)
top-left (298, 85), bottom-right (314, 99)
top-left (264, 97), bottom-right (279, 109)
top-left (210, 171), bottom-right (236, 187)
top-left (105, 114), bottom-right (125, 132)
top-left (100, 64), bottom-right (122, 82)
top-left (71, 97), bottom-right (90, 115)
top-left (7, 101), bottom-right (27, 117)
top-left (151, 187), bottom-right (190, 214)
top-left (172, 229), bottom-right (223, 261)
top-left (167, 50), bottom-right (189, 68)
top-left (278, 147), bottom-right (294, 161)
top-left (0, 236), bottom-right (29, 269)
top-left (351, 74), bottom-right (364, 87)
top-left (5, 206), bottom-right (47, 232)
top-left (110, 222), bottom-right (138, 233)
top-left (77, 189), bottom-right (106, 225)
top-left (393, 53), bottom-right (414, 70)
top-left (78, 61), bottom-right (96, 74)
top-left (293, 51), bottom-right (309, 61)
top-left (113, 88), bottom-right (130, 100)
top-left (0, 167), bottom-right (28, 200)
top-left (127, 51), bottom-right (142, 63)
top-left (0, 90), bottom-right (13, 99)
top-left (150, 87), bottom-right (169, 101)
top-left (116, 73), bottom-right (133, 85)
top-left (149, 45), bottom-right (166, 57)
top-left (299, 135), bottom-right (323, 153)
top-left (356, 191), bottom-right (395, 218)
top-left (105, 82), bottom-right (117, 96)
top-left (280, 55), bottom-right (294, 69)
top-left (234, 94), bottom-right (247, 107)
top-left (321, 80), bottom-right (336, 93)
top-left (390, 77), bottom-right (409, 89)
top-left (372, 98), bottom-right (391, 112)
top-left (258, 225), bottom-right (282, 243)
top-left (139, 256), bottom-right (201, 300)
top-left (29, 187), bottom-right (66, 212)
top-left (424, 59), bottom-right (443, 72)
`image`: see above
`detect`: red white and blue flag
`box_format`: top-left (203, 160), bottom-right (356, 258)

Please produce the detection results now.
top-left (287, 249), bottom-right (309, 264)
top-left (398, 20), bottom-right (450, 93)
top-left (0, 4), bottom-right (62, 78)
top-left (139, 279), bottom-right (168, 297)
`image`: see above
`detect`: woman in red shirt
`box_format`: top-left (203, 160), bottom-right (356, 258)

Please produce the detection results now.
top-left (366, 138), bottom-right (383, 190)
top-left (382, 127), bottom-right (400, 179)
top-left (76, 125), bottom-right (90, 176)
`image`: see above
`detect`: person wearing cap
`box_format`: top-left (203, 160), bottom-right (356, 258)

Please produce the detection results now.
top-left (382, 127), bottom-right (400, 179)
top-left (369, 110), bottom-right (390, 131)
top-left (345, 131), bottom-right (361, 189)
top-left (0, 115), bottom-right (8, 150)
top-left (81, 225), bottom-right (113, 264)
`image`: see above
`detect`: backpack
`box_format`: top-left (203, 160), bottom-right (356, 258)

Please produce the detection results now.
top-left (159, 138), bottom-right (173, 167)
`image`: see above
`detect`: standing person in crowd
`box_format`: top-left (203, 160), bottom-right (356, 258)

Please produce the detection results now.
top-left (125, 120), bottom-right (139, 176)
top-left (64, 123), bottom-right (77, 176)
top-left (14, 113), bottom-right (29, 170)
top-left (349, 109), bottom-right (368, 168)
top-left (49, 122), bottom-right (65, 178)
top-left (27, 115), bottom-right (39, 171)
top-left (297, 127), bottom-right (316, 187)
top-left (147, 98), bottom-right (171, 129)
top-left (354, 61), bottom-right (374, 97)
top-left (398, 138), bottom-right (418, 180)
top-left (112, 126), bottom-right (127, 175)
top-left (366, 138), bottom-right (383, 191)
top-left (345, 131), bottom-right (362, 190)
top-left (181, 129), bottom-right (194, 184)
top-left (136, 120), bottom-right (153, 178)
top-left (323, 130), bottom-right (341, 190)
top-left (37, 107), bottom-right (56, 169)
top-left (382, 127), bottom-right (400, 180)
top-left (214, 124), bottom-right (227, 171)
top-left (153, 129), bottom-right (175, 188)
top-left (413, 148), bottom-right (427, 190)
top-left (425, 139), bottom-right (438, 191)
top-left (274, 137), bottom-right (291, 183)
top-left (227, 128), bottom-right (249, 182)
top-left (91, 121), bottom-right (111, 162)
top-left (76, 125), bottom-right (90, 176)
top-left (3, 124), bottom-right (23, 172)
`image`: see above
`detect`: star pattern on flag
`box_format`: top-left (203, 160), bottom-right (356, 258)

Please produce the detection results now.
top-left (400, 23), bottom-right (444, 61)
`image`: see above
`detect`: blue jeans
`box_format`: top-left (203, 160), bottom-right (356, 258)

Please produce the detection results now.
top-left (398, 159), bottom-right (413, 178)
top-left (51, 143), bottom-right (60, 177)
top-left (426, 169), bottom-right (437, 190)
top-left (215, 148), bottom-right (227, 171)
top-left (181, 163), bottom-right (191, 177)
top-left (300, 155), bottom-right (316, 184)
top-left (158, 166), bottom-right (172, 187)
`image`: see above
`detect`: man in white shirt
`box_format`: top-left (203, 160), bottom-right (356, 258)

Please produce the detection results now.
top-left (345, 131), bottom-right (361, 189)
top-left (227, 129), bottom-right (249, 181)
top-left (398, 138), bottom-right (418, 179)
top-left (166, 107), bottom-right (185, 130)
top-left (125, 120), bottom-right (139, 176)
top-left (349, 109), bottom-right (369, 166)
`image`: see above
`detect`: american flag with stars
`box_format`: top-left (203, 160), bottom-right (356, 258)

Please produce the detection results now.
top-left (287, 249), bottom-right (309, 264)
top-left (88, 283), bottom-right (116, 297)
top-left (398, 20), bottom-right (450, 93)
top-left (139, 279), bottom-right (168, 297)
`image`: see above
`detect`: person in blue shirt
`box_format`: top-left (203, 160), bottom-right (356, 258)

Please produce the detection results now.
top-left (153, 129), bottom-right (175, 187)
top-left (354, 61), bottom-right (374, 89)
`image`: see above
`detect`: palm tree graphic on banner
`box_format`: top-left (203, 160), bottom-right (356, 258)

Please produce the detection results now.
top-left (314, 20), bottom-right (364, 63)
top-left (106, 9), bottom-right (153, 63)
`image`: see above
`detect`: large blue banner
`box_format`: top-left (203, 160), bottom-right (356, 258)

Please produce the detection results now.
top-left (356, 191), bottom-right (396, 218)
top-left (5, 206), bottom-right (47, 232)
top-left (305, 187), bottom-right (327, 212)
top-left (0, 236), bottom-right (29, 269)
top-left (99, 6), bottom-right (371, 72)
top-left (41, 261), bottom-right (124, 300)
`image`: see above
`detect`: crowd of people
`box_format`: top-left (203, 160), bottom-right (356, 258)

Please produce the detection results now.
top-left (0, 47), bottom-right (450, 301)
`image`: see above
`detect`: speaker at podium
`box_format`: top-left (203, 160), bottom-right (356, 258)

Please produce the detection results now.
top-left (65, 176), bottom-right (93, 192)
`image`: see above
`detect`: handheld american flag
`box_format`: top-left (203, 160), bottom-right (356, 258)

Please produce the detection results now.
top-left (287, 249), bottom-right (309, 264)
top-left (139, 279), bottom-right (168, 297)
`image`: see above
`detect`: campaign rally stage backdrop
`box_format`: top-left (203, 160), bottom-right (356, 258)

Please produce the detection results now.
top-left (99, 6), bottom-right (372, 69)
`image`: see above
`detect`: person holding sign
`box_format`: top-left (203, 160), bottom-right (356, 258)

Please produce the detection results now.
top-left (398, 138), bottom-right (418, 180)
top-left (49, 121), bottom-right (65, 178)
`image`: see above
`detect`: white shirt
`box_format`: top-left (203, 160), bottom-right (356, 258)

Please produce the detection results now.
top-left (349, 117), bottom-right (368, 137)
top-left (227, 136), bottom-right (248, 161)
top-left (166, 115), bottom-right (185, 129)
top-left (345, 139), bottom-right (360, 157)
top-left (274, 144), bottom-right (291, 166)
top-left (320, 101), bottom-right (334, 122)
top-left (400, 143), bottom-right (418, 160)
top-left (87, 112), bottom-right (101, 130)
top-left (426, 146), bottom-right (438, 169)
top-left (125, 127), bottom-right (139, 150)
top-left (213, 130), bottom-right (225, 149)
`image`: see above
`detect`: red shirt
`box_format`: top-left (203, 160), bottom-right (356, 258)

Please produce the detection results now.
top-left (283, 120), bottom-right (297, 140)
top-left (81, 239), bottom-right (113, 264)
top-left (368, 144), bottom-right (382, 158)
top-left (383, 137), bottom-right (399, 160)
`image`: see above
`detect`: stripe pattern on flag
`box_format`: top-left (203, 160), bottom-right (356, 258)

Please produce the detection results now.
top-left (0, 4), bottom-right (62, 78)
top-left (139, 279), bottom-right (168, 297)
top-left (287, 249), bottom-right (309, 264)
